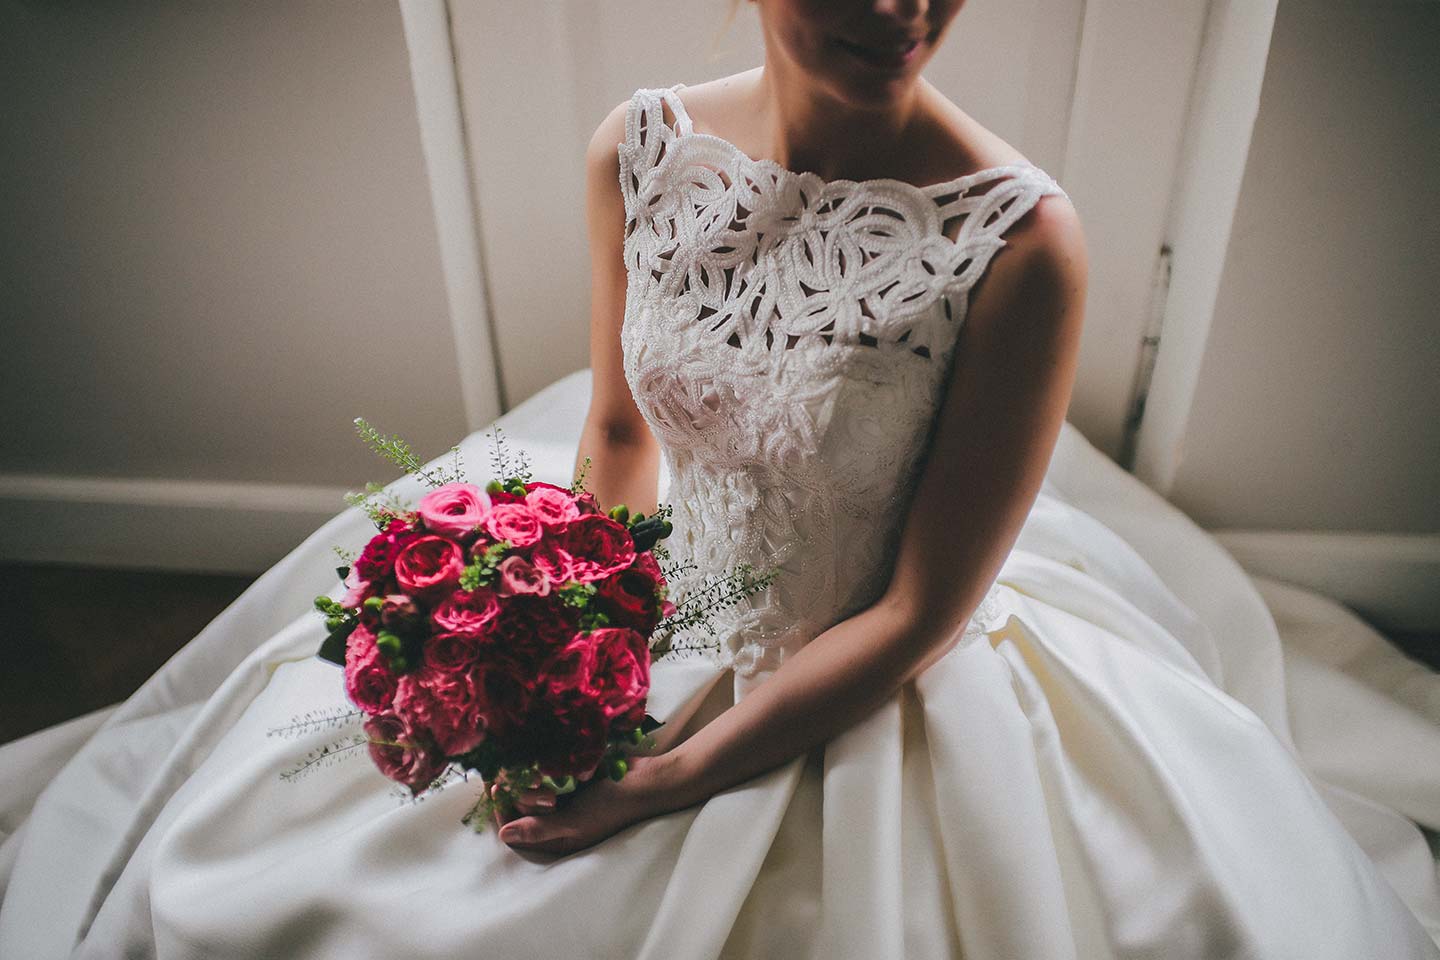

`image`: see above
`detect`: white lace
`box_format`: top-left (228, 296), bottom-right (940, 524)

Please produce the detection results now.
top-left (617, 83), bottom-right (1066, 677)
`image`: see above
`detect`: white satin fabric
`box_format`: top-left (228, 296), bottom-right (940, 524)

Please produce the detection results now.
top-left (1, 368), bottom-right (1437, 958)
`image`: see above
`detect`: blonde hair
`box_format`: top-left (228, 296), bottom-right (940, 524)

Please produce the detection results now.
top-left (709, 0), bottom-right (747, 61)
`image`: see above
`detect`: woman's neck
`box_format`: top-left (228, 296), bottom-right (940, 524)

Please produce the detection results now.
top-left (749, 64), bottom-right (932, 183)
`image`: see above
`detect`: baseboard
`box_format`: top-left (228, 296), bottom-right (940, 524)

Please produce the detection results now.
top-left (1209, 528), bottom-right (1440, 634)
top-left (0, 473), bottom-right (353, 575)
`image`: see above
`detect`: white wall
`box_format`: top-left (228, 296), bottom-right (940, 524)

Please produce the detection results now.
top-left (444, 0), bottom-right (1093, 412)
top-left (0, 2), bottom-right (468, 484)
top-left (0, 1), bottom-right (469, 568)
top-left (1159, 0), bottom-right (1440, 630)
top-left (1, 0), bottom-right (1309, 579)
top-left (1169, 0), bottom-right (1440, 533)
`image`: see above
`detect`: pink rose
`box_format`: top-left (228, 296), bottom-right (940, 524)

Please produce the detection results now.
top-left (379, 593), bottom-right (421, 628)
top-left (430, 587), bottom-right (501, 637)
top-left (555, 515), bottom-right (637, 583)
top-left (495, 554), bottom-right (550, 597)
top-left (340, 565), bottom-right (375, 608)
top-left (524, 485), bottom-right (581, 529)
top-left (393, 535), bottom-right (465, 595)
top-left (394, 667), bottom-right (487, 757)
top-left (416, 483), bottom-right (492, 541)
top-left (344, 624), bottom-right (398, 714)
top-left (483, 503), bottom-right (543, 548)
top-left (363, 710), bottom-right (449, 795)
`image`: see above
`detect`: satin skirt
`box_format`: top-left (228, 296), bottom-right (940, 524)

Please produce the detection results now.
top-left (2, 369), bottom-right (1437, 959)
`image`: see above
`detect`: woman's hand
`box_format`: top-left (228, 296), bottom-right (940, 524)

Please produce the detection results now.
top-left (494, 753), bottom-right (684, 856)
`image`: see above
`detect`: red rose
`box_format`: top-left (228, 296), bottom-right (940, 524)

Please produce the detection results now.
top-left (363, 710), bottom-right (449, 795)
top-left (555, 515), bottom-right (636, 583)
top-left (539, 634), bottom-right (596, 700)
top-left (528, 699), bottom-right (610, 780)
top-left (354, 518), bottom-right (420, 581)
top-left (587, 626), bottom-right (650, 727)
top-left (473, 651), bottom-right (535, 737)
top-left (595, 553), bottom-right (664, 631)
top-left (425, 631), bottom-right (485, 672)
top-left (430, 587), bottom-right (501, 638)
top-left (529, 539), bottom-right (576, 585)
top-left (488, 596), bottom-right (574, 664)
top-left (393, 535), bottom-right (465, 595)
top-left (343, 624), bottom-right (398, 714)
top-left (573, 491), bottom-right (603, 515)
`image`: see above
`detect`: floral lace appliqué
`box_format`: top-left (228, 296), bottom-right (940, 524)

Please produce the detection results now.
top-left (617, 84), bottom-right (1068, 678)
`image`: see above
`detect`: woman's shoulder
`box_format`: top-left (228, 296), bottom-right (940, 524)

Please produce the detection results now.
top-left (649, 70), bottom-right (1039, 187)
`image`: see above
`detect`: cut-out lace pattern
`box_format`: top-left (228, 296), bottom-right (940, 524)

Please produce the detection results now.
top-left (617, 83), bottom-right (1068, 677)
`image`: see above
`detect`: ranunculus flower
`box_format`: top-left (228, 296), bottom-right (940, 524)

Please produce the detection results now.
top-left (430, 587), bottom-right (501, 637)
top-left (354, 517), bottom-right (420, 581)
top-left (416, 483), bottom-right (492, 541)
top-left (483, 503), bottom-right (543, 549)
top-left (363, 711), bottom-right (449, 795)
top-left (587, 626), bottom-right (650, 727)
top-left (524, 484), bottom-right (581, 529)
top-left (495, 554), bottom-right (550, 597)
top-left (529, 539), bottom-right (575, 585)
top-left (344, 624), bottom-right (398, 713)
top-left (393, 535), bottom-right (465, 595)
top-left (556, 515), bottom-right (637, 582)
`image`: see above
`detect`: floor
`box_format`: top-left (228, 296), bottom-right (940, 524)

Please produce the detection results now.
top-left (3, 563), bottom-right (256, 744)
top-left (1, 562), bottom-right (1436, 746)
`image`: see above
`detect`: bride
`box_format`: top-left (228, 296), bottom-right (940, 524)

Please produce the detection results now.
top-left (3, 1), bottom-right (1439, 957)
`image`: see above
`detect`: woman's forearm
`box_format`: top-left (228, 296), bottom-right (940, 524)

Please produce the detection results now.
top-left (643, 589), bottom-right (980, 813)
top-left (572, 416), bottom-right (660, 517)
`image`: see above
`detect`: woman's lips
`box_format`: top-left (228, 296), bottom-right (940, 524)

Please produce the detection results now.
top-left (834, 36), bottom-right (922, 69)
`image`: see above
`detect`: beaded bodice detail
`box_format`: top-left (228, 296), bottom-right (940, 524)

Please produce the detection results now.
top-left (617, 83), bottom-right (1069, 679)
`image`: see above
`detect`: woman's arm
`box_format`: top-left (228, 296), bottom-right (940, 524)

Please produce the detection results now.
top-left (572, 98), bottom-right (661, 517)
top-left (500, 192), bottom-right (1088, 854)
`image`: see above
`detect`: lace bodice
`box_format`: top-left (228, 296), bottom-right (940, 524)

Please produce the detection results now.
top-left (617, 83), bottom-right (1069, 682)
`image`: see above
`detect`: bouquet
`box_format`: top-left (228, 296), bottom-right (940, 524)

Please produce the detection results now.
top-left (278, 419), bottom-right (774, 829)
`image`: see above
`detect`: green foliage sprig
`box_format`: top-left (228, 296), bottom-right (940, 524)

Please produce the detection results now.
top-left (459, 539), bottom-right (512, 591)
top-left (485, 424), bottom-right (531, 484)
top-left (649, 560), bottom-right (779, 658)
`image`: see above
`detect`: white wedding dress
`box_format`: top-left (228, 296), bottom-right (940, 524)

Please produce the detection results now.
top-left (2, 83), bottom-right (1438, 959)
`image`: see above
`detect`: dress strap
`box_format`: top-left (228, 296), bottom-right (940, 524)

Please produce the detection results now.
top-left (620, 86), bottom-right (691, 185)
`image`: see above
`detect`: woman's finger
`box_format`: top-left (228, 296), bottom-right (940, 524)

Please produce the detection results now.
top-left (511, 793), bottom-right (558, 817)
